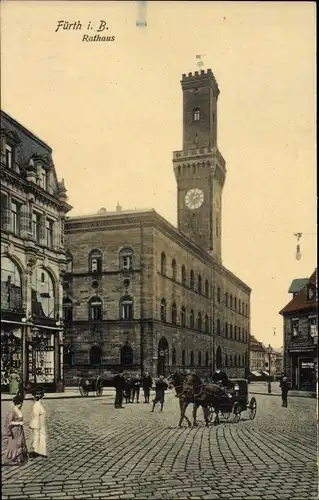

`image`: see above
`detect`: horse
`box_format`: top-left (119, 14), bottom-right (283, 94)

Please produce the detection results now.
top-left (168, 370), bottom-right (230, 427)
top-left (167, 371), bottom-right (192, 427)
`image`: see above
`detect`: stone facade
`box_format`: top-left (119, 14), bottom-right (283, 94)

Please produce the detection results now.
top-left (63, 68), bottom-right (251, 382)
top-left (1, 110), bottom-right (72, 392)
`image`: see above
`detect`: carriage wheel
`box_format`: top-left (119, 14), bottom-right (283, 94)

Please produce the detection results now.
top-left (232, 402), bottom-right (241, 423)
top-left (248, 397), bottom-right (257, 420)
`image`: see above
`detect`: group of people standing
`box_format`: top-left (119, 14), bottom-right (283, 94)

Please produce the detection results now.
top-left (113, 371), bottom-right (168, 412)
top-left (3, 388), bottom-right (47, 466)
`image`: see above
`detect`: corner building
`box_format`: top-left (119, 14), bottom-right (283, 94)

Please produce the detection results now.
top-left (1, 110), bottom-right (72, 392)
top-left (63, 69), bottom-right (251, 380)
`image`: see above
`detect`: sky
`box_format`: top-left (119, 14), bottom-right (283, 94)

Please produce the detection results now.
top-left (1, 1), bottom-right (316, 348)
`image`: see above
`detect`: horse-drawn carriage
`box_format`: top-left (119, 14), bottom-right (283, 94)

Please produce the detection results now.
top-left (207, 378), bottom-right (257, 423)
top-left (78, 375), bottom-right (104, 396)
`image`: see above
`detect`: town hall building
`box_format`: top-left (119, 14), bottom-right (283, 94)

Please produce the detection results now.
top-left (63, 68), bottom-right (251, 381)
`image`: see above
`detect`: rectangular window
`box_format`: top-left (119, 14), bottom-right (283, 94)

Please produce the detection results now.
top-left (0, 192), bottom-right (9, 230)
top-left (11, 199), bottom-right (21, 235)
top-left (309, 318), bottom-right (317, 338)
top-left (122, 255), bottom-right (132, 271)
top-left (46, 218), bottom-right (54, 248)
top-left (5, 144), bottom-right (13, 169)
top-left (291, 319), bottom-right (299, 337)
top-left (37, 167), bottom-right (47, 190)
top-left (32, 211), bottom-right (41, 243)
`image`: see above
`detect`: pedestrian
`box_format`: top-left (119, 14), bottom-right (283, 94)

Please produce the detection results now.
top-left (8, 370), bottom-right (20, 395)
top-left (132, 374), bottom-right (141, 403)
top-left (124, 375), bottom-right (133, 404)
top-left (280, 376), bottom-right (291, 408)
top-left (29, 389), bottom-right (47, 459)
top-left (3, 395), bottom-right (28, 466)
top-left (151, 375), bottom-right (168, 412)
top-left (142, 371), bottom-right (153, 403)
top-left (113, 370), bottom-right (125, 408)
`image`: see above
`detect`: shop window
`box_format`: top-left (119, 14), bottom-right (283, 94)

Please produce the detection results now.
top-left (1, 257), bottom-right (22, 312)
top-left (31, 267), bottom-right (55, 318)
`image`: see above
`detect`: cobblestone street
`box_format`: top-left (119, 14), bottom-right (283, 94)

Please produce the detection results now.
top-left (1, 391), bottom-right (317, 500)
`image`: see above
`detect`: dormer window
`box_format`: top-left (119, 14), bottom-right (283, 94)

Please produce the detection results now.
top-left (291, 319), bottom-right (299, 337)
top-left (193, 108), bottom-right (200, 121)
top-left (37, 166), bottom-right (47, 190)
top-left (5, 144), bottom-right (13, 169)
top-left (307, 286), bottom-right (315, 301)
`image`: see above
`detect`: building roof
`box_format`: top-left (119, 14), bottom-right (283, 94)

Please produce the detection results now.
top-left (288, 278), bottom-right (309, 294)
top-left (279, 269), bottom-right (317, 315)
top-left (249, 335), bottom-right (266, 352)
top-left (66, 207), bottom-right (252, 293)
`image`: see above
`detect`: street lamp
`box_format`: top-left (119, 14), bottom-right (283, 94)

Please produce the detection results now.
top-left (266, 344), bottom-right (272, 394)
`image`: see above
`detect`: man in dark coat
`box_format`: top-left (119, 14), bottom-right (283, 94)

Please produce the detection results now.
top-left (142, 371), bottom-right (153, 403)
top-left (211, 369), bottom-right (232, 388)
top-left (279, 376), bottom-right (291, 407)
top-left (151, 375), bottom-right (168, 412)
top-left (113, 370), bottom-right (125, 408)
top-left (132, 374), bottom-right (141, 403)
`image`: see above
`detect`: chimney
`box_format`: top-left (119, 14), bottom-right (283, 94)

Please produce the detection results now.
top-left (116, 202), bottom-right (122, 213)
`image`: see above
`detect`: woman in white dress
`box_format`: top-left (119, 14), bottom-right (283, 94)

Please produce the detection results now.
top-left (29, 389), bottom-right (47, 459)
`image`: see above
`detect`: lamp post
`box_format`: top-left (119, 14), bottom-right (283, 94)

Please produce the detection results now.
top-left (267, 344), bottom-right (272, 394)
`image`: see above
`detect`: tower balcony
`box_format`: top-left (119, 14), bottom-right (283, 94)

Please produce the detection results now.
top-left (173, 147), bottom-right (226, 170)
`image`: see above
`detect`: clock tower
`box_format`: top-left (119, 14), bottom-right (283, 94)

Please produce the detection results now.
top-left (173, 68), bottom-right (226, 262)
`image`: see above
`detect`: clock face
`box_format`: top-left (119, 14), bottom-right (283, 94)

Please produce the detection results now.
top-left (185, 188), bottom-right (204, 210)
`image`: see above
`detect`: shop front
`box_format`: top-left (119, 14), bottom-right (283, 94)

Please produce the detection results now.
top-left (1, 319), bottom-right (65, 393)
top-left (289, 348), bottom-right (317, 391)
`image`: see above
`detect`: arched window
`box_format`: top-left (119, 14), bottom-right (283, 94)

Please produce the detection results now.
top-left (225, 322), bottom-right (228, 338)
top-left (230, 295), bottom-right (233, 308)
top-left (205, 351), bottom-right (209, 367)
top-left (234, 354), bottom-right (237, 366)
top-left (190, 350), bottom-right (194, 365)
top-left (225, 353), bottom-right (228, 366)
top-left (217, 287), bottom-right (221, 303)
top-left (160, 299), bottom-right (167, 322)
top-left (198, 351), bottom-right (202, 366)
top-left (190, 270), bottom-right (194, 289)
top-left (182, 350), bottom-right (186, 366)
top-left (90, 345), bottom-right (101, 365)
top-left (89, 296), bottom-right (103, 321)
top-left (217, 318), bottom-right (221, 335)
top-left (172, 259), bottom-right (177, 280)
top-left (198, 275), bottom-right (202, 294)
top-left (1, 257), bottom-right (22, 312)
top-left (230, 324), bottom-right (233, 339)
top-left (120, 343), bottom-right (133, 365)
top-left (216, 346), bottom-right (222, 369)
top-left (172, 348), bottom-right (177, 365)
top-left (89, 249), bottom-right (102, 274)
top-left (234, 326), bottom-right (237, 341)
top-left (31, 267), bottom-right (55, 318)
top-left (193, 108), bottom-right (200, 121)
top-left (63, 297), bottom-right (73, 323)
top-left (197, 312), bottom-right (202, 331)
top-left (171, 302), bottom-right (177, 324)
top-left (205, 279), bottom-right (209, 297)
top-left (181, 306), bottom-right (186, 327)
top-left (161, 252), bottom-right (166, 274)
top-left (181, 265), bottom-right (186, 286)
top-left (242, 302), bottom-right (245, 315)
top-left (205, 314), bottom-right (209, 334)
top-left (225, 292), bottom-right (228, 307)
top-left (120, 295), bottom-right (134, 320)
top-left (238, 299), bottom-right (241, 313)
top-left (119, 247), bottom-right (134, 271)
top-left (65, 251), bottom-right (73, 273)
top-left (190, 309), bottom-right (195, 329)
